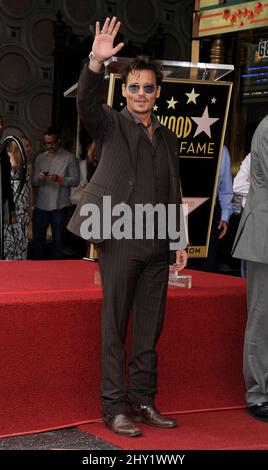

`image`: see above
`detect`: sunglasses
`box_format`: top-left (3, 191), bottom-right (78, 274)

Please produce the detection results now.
top-left (127, 84), bottom-right (156, 94)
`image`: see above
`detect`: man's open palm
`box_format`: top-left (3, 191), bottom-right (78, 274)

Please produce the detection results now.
top-left (92, 17), bottom-right (124, 61)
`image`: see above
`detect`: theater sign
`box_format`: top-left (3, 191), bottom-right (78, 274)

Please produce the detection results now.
top-left (195, 1), bottom-right (268, 37)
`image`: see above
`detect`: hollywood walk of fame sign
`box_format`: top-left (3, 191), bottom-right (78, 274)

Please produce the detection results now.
top-left (107, 75), bottom-right (232, 257)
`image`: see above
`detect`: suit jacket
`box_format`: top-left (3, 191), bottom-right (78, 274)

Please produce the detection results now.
top-left (232, 114), bottom-right (268, 263)
top-left (68, 64), bottom-right (185, 254)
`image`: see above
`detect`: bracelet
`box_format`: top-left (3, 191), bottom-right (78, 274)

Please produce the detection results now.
top-left (88, 51), bottom-right (106, 64)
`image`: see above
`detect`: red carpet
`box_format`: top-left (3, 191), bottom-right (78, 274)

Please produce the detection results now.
top-left (79, 409), bottom-right (268, 450)
top-left (0, 260), bottom-right (246, 438)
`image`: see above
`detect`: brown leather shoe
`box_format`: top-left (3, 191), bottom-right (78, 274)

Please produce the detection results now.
top-left (103, 413), bottom-right (142, 437)
top-left (128, 403), bottom-right (177, 428)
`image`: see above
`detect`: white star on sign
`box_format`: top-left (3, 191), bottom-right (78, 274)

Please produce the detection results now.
top-left (191, 106), bottom-right (219, 138)
top-left (211, 97), bottom-right (217, 104)
top-left (182, 197), bottom-right (209, 215)
top-left (166, 96), bottom-right (178, 109)
top-left (186, 88), bottom-right (200, 104)
top-left (153, 104), bottom-right (158, 111)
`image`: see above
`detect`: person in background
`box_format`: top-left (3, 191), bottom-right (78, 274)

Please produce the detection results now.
top-left (233, 152), bottom-right (251, 277)
top-left (32, 128), bottom-right (79, 260)
top-left (4, 136), bottom-right (31, 260)
top-left (69, 140), bottom-right (98, 259)
top-left (0, 116), bottom-right (16, 230)
top-left (188, 144), bottom-right (233, 272)
top-left (232, 114), bottom-right (268, 422)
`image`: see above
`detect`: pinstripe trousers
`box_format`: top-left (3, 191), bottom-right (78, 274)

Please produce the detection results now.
top-left (98, 237), bottom-right (170, 417)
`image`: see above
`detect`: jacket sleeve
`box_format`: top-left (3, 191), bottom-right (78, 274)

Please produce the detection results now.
top-left (32, 155), bottom-right (42, 187)
top-left (77, 63), bottom-right (111, 142)
top-left (255, 120), bottom-right (268, 183)
top-left (61, 155), bottom-right (80, 187)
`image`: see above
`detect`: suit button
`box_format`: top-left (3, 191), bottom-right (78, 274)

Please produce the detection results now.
top-left (129, 179), bottom-right (134, 186)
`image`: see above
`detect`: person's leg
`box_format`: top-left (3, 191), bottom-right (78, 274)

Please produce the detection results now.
top-left (127, 240), bottom-right (177, 428)
top-left (98, 239), bottom-right (145, 417)
top-left (32, 208), bottom-right (49, 260)
top-left (127, 243), bottom-right (169, 406)
top-left (245, 261), bottom-right (268, 405)
top-left (49, 208), bottom-right (67, 259)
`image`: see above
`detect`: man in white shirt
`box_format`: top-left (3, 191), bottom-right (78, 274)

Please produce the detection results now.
top-left (233, 153), bottom-right (251, 208)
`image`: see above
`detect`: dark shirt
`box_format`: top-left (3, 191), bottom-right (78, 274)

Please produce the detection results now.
top-left (125, 109), bottom-right (170, 238)
top-left (126, 109), bottom-right (169, 206)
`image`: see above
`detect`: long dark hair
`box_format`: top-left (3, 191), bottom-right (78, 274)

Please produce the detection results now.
top-left (122, 55), bottom-right (163, 85)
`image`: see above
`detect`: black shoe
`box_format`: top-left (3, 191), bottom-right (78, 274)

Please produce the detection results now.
top-left (103, 413), bottom-right (142, 437)
top-left (248, 402), bottom-right (268, 421)
top-left (128, 403), bottom-right (177, 428)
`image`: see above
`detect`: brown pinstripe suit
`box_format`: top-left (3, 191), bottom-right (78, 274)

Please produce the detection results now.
top-left (68, 64), bottom-right (183, 416)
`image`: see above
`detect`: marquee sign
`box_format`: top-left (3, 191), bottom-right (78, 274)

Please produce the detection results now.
top-left (107, 75), bottom-right (232, 257)
top-left (195, 1), bottom-right (268, 37)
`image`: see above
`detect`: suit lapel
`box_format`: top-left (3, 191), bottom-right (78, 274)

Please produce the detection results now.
top-left (120, 108), bottom-right (140, 171)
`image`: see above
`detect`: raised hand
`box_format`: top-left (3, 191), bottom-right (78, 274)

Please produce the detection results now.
top-left (92, 16), bottom-right (124, 62)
